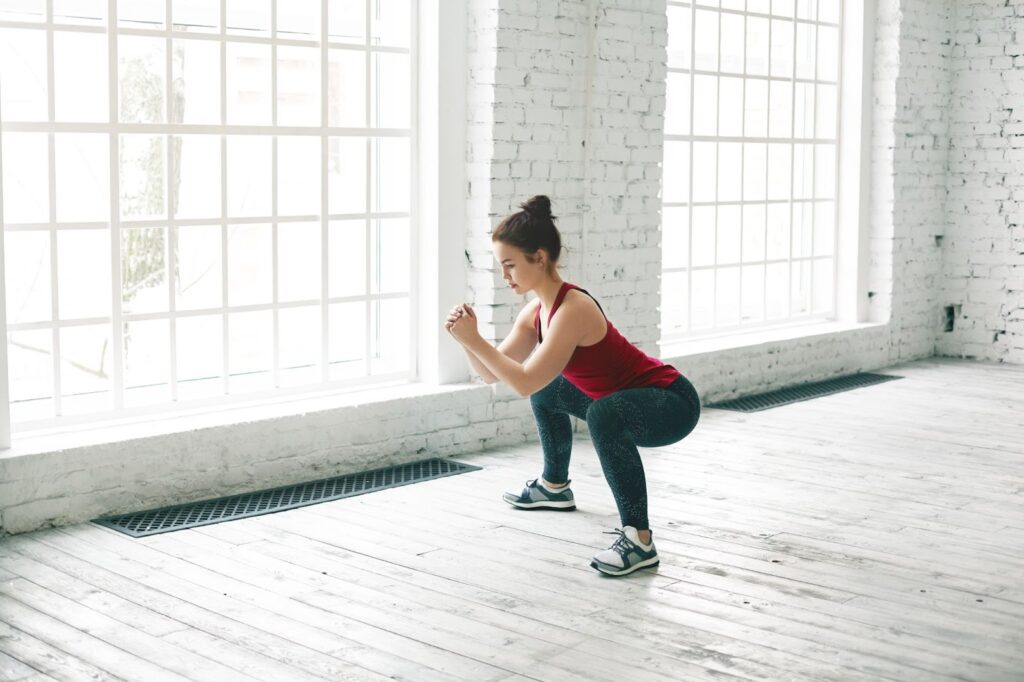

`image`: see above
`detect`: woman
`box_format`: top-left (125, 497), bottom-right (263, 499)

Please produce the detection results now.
top-left (445, 195), bottom-right (701, 576)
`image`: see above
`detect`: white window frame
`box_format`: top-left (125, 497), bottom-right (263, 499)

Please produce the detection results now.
top-left (661, 0), bottom-right (852, 343)
top-left (0, 0), bottom-right (424, 433)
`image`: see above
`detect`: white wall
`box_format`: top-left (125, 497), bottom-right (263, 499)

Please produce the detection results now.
top-left (943, 0), bottom-right (1024, 362)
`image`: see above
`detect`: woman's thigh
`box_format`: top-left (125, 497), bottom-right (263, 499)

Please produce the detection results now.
top-left (589, 379), bottom-right (700, 448)
top-left (531, 375), bottom-right (593, 421)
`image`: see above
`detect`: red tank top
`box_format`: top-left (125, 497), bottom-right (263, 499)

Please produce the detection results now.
top-left (535, 282), bottom-right (682, 400)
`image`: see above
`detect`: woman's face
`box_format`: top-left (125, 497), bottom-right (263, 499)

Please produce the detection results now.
top-left (493, 241), bottom-right (547, 294)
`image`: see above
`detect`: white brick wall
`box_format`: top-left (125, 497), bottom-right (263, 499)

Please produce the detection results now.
top-left (943, 0), bottom-right (1024, 362)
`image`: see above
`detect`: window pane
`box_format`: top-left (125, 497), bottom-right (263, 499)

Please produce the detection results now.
top-left (370, 0), bottom-right (410, 48)
top-left (371, 297), bottom-right (408, 374)
top-left (328, 49), bottom-right (367, 128)
top-left (278, 221), bottom-right (321, 302)
top-left (329, 301), bottom-right (365, 380)
top-left (328, 137), bottom-right (367, 214)
top-left (226, 0), bottom-right (270, 36)
top-left (766, 143), bottom-right (791, 200)
top-left (278, 306), bottom-right (320, 386)
top-left (53, 0), bottom-right (104, 24)
top-left (4, 231), bottom-right (51, 324)
top-left (797, 0), bottom-right (815, 19)
top-left (121, 226), bottom-right (167, 314)
top-left (123, 319), bottom-right (170, 406)
top-left (119, 36), bottom-right (165, 124)
top-left (766, 203), bottom-right (789, 260)
top-left (278, 0), bottom-right (318, 37)
top-left (717, 205), bottom-right (741, 264)
top-left (277, 136), bottom-right (320, 216)
top-left (7, 329), bottom-right (51, 422)
top-left (54, 31), bottom-right (108, 122)
top-left (812, 257), bottom-right (834, 313)
top-left (743, 142), bottom-right (766, 201)
top-left (715, 266), bottom-right (740, 326)
top-left (371, 52), bottom-right (410, 129)
top-left (227, 135), bottom-right (272, 217)
top-left (794, 82), bottom-right (814, 138)
top-left (226, 223), bottom-right (271, 305)
top-left (719, 77), bottom-right (743, 137)
top-left (742, 203), bottom-right (766, 263)
top-left (793, 143), bottom-right (813, 200)
top-left (667, 5), bottom-right (691, 70)
top-left (328, 220), bottom-right (366, 297)
top-left (228, 310), bottom-right (272, 392)
top-left (772, 0), bottom-right (794, 18)
top-left (816, 83), bottom-right (837, 138)
top-left (691, 206), bottom-right (715, 267)
top-left (746, 16), bottom-right (769, 76)
top-left (720, 14), bottom-right (743, 74)
top-left (692, 75), bottom-right (717, 136)
top-left (694, 10), bottom-right (718, 71)
top-left (818, 25), bottom-right (838, 81)
top-left (665, 73), bottom-right (690, 136)
top-left (328, 1), bottom-right (364, 44)
top-left (174, 135), bottom-right (222, 219)
top-left (55, 133), bottom-right (109, 222)
top-left (814, 144), bottom-right (835, 198)
top-left (2, 133), bottom-right (49, 223)
top-left (371, 218), bottom-right (409, 294)
top-left (765, 262), bottom-right (788, 318)
top-left (661, 271), bottom-right (688, 334)
top-left (172, 40), bottom-right (221, 124)
top-left (0, 0), bottom-right (44, 21)
top-left (744, 79), bottom-right (768, 138)
top-left (118, 0), bottom-right (164, 28)
top-left (173, 0), bottom-right (218, 32)
top-left (690, 269), bottom-right (714, 329)
top-left (770, 19), bottom-right (794, 79)
top-left (768, 80), bottom-right (792, 138)
top-left (371, 137), bottom-right (409, 213)
top-left (662, 141), bottom-right (689, 204)
top-left (120, 134), bottom-right (166, 220)
top-left (278, 46), bottom-right (321, 127)
top-left (819, 0), bottom-right (840, 24)
top-left (57, 229), bottom-right (110, 319)
top-left (0, 28), bottom-right (47, 121)
top-left (692, 142), bottom-right (716, 204)
top-left (813, 201), bottom-right (835, 256)
top-left (60, 324), bottom-right (113, 414)
top-left (792, 201), bottom-right (812, 258)
top-left (661, 206), bottom-right (689, 270)
top-left (796, 21), bottom-right (816, 79)
top-left (741, 264), bottom-right (765, 322)
top-left (176, 225), bottom-right (223, 310)
top-left (717, 142), bottom-right (741, 203)
top-left (791, 258), bottom-right (811, 316)
top-left (227, 42), bottom-right (272, 125)
top-left (176, 314), bottom-right (223, 400)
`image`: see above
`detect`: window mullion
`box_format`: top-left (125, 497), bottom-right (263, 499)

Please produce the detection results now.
top-left (109, 0), bottom-right (124, 411)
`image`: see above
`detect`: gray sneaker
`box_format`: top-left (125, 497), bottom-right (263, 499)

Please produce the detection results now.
top-left (502, 478), bottom-right (576, 511)
top-left (590, 526), bottom-right (659, 576)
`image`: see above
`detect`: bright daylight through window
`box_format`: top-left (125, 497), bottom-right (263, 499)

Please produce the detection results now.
top-left (662, 0), bottom-right (841, 340)
top-left (0, 0), bottom-right (415, 425)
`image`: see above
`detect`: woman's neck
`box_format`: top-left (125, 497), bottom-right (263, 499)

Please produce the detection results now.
top-left (534, 275), bottom-right (566, 312)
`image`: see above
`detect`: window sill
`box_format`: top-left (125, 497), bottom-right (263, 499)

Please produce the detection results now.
top-left (659, 320), bottom-right (887, 360)
top-left (2, 380), bottom-right (491, 460)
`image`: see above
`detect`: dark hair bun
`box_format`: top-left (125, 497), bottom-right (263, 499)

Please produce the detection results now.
top-left (521, 195), bottom-right (553, 220)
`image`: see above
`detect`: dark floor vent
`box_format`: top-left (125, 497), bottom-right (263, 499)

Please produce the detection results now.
top-left (93, 458), bottom-right (481, 537)
top-left (706, 372), bottom-right (903, 413)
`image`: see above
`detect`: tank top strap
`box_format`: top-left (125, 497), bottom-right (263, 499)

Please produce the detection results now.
top-left (547, 282), bottom-right (575, 325)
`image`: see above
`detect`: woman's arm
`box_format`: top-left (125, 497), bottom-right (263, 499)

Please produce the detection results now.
top-left (447, 301), bottom-right (540, 384)
top-left (450, 298), bottom-right (586, 397)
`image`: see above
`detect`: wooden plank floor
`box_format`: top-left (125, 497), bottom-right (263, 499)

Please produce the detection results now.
top-left (1, 356), bottom-right (1022, 681)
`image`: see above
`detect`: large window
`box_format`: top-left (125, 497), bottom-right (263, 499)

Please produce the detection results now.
top-left (0, 0), bottom-right (416, 425)
top-left (662, 0), bottom-right (841, 340)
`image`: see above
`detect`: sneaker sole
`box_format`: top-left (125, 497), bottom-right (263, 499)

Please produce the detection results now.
top-left (590, 556), bottom-right (660, 576)
top-left (502, 497), bottom-right (576, 511)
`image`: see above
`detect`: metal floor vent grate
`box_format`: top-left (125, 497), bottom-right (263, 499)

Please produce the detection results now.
top-left (93, 458), bottom-right (481, 537)
top-left (706, 372), bottom-right (903, 413)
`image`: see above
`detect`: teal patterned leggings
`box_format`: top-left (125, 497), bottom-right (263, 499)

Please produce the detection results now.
top-left (529, 374), bottom-right (701, 531)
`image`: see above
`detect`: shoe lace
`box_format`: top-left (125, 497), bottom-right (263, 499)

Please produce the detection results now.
top-left (603, 528), bottom-right (635, 554)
